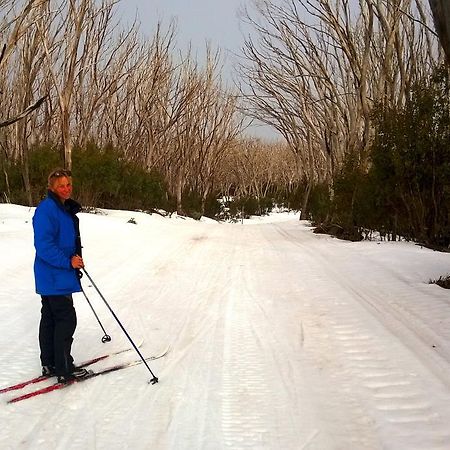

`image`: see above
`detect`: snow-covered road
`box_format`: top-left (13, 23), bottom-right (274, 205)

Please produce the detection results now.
top-left (2, 205), bottom-right (450, 449)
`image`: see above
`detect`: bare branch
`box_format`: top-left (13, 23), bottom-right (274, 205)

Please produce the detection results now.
top-left (0, 95), bottom-right (46, 128)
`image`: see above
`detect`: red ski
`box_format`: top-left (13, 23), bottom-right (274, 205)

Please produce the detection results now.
top-left (7, 349), bottom-right (168, 404)
top-left (0, 344), bottom-right (142, 394)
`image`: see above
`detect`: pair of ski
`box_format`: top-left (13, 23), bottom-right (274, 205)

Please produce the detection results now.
top-left (2, 345), bottom-right (168, 404)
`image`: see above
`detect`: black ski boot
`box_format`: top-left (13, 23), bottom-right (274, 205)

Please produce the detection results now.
top-left (57, 367), bottom-right (90, 384)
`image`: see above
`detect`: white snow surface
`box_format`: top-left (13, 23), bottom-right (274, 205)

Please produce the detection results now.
top-left (1, 204), bottom-right (450, 450)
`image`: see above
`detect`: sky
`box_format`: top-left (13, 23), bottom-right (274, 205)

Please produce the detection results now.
top-left (2, 203), bottom-right (450, 448)
top-left (114, 0), bottom-right (281, 140)
top-left (116, 0), bottom-right (246, 80)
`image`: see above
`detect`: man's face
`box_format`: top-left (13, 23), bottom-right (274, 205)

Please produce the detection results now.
top-left (50, 176), bottom-right (72, 202)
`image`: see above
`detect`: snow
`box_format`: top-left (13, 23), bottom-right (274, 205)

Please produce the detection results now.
top-left (1, 203), bottom-right (450, 449)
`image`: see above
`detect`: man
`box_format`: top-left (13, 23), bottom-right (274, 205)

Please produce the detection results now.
top-left (33, 168), bottom-right (89, 383)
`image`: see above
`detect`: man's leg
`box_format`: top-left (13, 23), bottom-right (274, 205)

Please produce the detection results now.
top-left (47, 295), bottom-right (77, 376)
top-left (39, 296), bottom-right (55, 368)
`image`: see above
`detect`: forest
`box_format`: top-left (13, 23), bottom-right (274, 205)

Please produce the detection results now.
top-left (1, 0), bottom-right (449, 247)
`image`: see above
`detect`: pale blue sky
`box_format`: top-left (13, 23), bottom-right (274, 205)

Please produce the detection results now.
top-left (116, 0), bottom-right (246, 71)
top-left (115, 0), bottom-right (280, 140)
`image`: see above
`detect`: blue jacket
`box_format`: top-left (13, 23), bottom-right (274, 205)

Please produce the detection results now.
top-left (33, 191), bottom-right (82, 296)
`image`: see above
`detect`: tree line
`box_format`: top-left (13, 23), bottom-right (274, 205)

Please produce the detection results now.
top-left (1, 0), bottom-right (449, 246)
top-left (0, 0), bottom-right (300, 218)
top-left (239, 0), bottom-right (449, 246)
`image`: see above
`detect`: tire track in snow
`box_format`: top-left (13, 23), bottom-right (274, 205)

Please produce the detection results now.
top-left (221, 270), bottom-right (272, 449)
top-left (219, 226), bottom-right (364, 449)
top-left (274, 224), bottom-right (450, 373)
top-left (272, 222), bottom-right (450, 449)
top-left (6, 214), bottom-right (450, 449)
top-left (106, 226), bottom-right (237, 449)
top-left (329, 314), bottom-right (450, 449)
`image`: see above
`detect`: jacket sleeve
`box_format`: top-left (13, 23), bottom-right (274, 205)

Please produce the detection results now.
top-left (33, 206), bottom-right (72, 269)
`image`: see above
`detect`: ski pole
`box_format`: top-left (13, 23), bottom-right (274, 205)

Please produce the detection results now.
top-left (80, 286), bottom-right (112, 343)
top-left (81, 267), bottom-right (159, 385)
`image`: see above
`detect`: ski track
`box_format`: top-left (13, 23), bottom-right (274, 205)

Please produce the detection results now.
top-left (270, 222), bottom-right (450, 449)
top-left (2, 209), bottom-right (450, 449)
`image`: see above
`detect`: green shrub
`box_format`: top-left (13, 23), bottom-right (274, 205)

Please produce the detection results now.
top-left (224, 196), bottom-right (272, 219)
top-left (72, 143), bottom-right (170, 211)
top-left (29, 144), bottom-right (61, 199)
top-left (0, 162), bottom-right (23, 203)
top-left (0, 142), bottom-right (170, 211)
top-left (259, 197), bottom-right (274, 215)
top-left (277, 183), bottom-right (304, 211)
top-left (308, 183), bottom-right (332, 223)
top-left (203, 194), bottom-right (222, 218)
top-left (368, 67), bottom-right (450, 246)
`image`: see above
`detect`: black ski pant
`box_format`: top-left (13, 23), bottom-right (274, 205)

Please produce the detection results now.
top-left (39, 295), bottom-right (77, 376)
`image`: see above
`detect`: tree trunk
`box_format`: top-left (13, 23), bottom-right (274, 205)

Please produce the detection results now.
top-left (300, 181), bottom-right (312, 220)
top-left (21, 154), bottom-right (32, 206)
top-left (429, 0), bottom-right (450, 66)
top-left (201, 184), bottom-right (211, 216)
top-left (60, 98), bottom-right (72, 169)
top-left (176, 172), bottom-right (183, 215)
top-left (2, 164), bottom-right (11, 203)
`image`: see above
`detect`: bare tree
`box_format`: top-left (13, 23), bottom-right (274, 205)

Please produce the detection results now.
top-left (1, 0), bottom-right (329, 212)
top-left (36, 0), bottom-right (121, 169)
top-left (429, 0), bottom-right (450, 65)
top-left (218, 138), bottom-right (297, 204)
top-left (0, 95), bottom-right (46, 129)
top-left (0, 0), bottom-right (39, 71)
top-left (238, 0), bottom-right (343, 217)
top-left (131, 25), bottom-right (198, 171)
top-left (73, 6), bottom-right (140, 149)
top-left (0, 0), bottom-right (47, 130)
top-left (0, 0), bottom-right (47, 204)
top-left (187, 50), bottom-right (244, 214)
top-left (13, 5), bottom-right (48, 204)
top-left (239, 0), bottom-right (439, 218)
